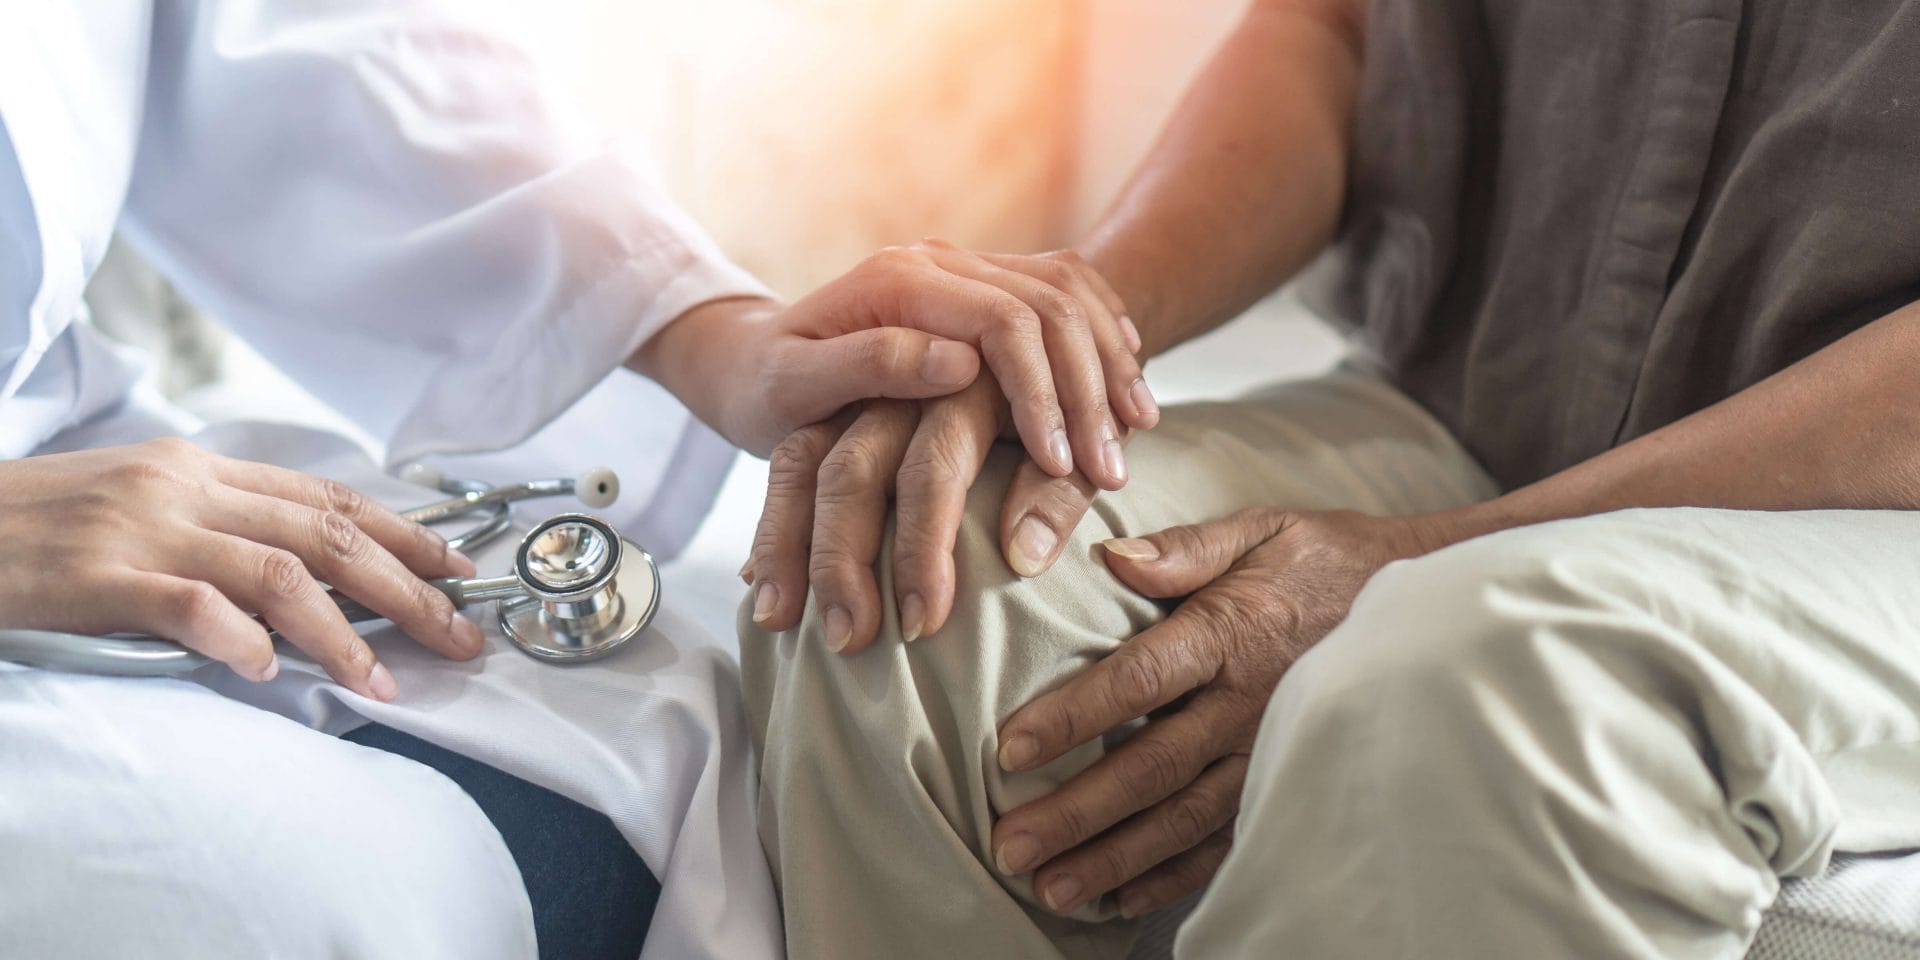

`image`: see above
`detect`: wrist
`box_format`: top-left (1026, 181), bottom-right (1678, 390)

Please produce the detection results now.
top-left (1403, 503), bottom-right (1517, 556)
top-left (1074, 235), bottom-right (1174, 360)
top-left (628, 295), bottom-right (782, 436)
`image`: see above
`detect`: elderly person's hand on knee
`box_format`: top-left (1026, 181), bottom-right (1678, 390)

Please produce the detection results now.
top-left (991, 507), bottom-right (1453, 918)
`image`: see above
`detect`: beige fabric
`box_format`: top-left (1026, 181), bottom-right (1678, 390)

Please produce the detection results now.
top-left (742, 365), bottom-right (1920, 959)
top-left (740, 367), bottom-right (1497, 959)
top-left (1179, 507), bottom-right (1920, 959)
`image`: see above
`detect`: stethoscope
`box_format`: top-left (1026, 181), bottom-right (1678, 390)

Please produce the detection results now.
top-left (0, 467), bottom-right (661, 677)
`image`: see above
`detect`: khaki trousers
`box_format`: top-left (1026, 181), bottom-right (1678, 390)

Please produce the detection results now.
top-left (740, 368), bottom-right (1920, 959)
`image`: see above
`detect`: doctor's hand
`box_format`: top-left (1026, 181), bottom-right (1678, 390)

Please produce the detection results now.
top-left (989, 508), bottom-right (1450, 918)
top-left (0, 439), bottom-right (482, 700)
top-left (633, 241), bottom-right (1158, 491)
top-left (744, 374), bottom-right (1122, 652)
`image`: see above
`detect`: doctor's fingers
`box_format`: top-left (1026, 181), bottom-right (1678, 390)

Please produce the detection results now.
top-left (877, 259), bottom-right (1072, 478)
top-left (888, 379), bottom-right (1003, 643)
top-left (806, 402), bottom-right (922, 654)
top-left (975, 250), bottom-right (1157, 431)
top-left (766, 327), bottom-right (981, 431)
top-left (170, 530), bottom-right (397, 701)
top-left (749, 416), bottom-right (852, 632)
top-left (919, 243), bottom-right (1127, 490)
top-left (96, 569), bottom-right (279, 682)
top-left (208, 457), bottom-right (475, 579)
top-left (201, 489), bottom-right (484, 662)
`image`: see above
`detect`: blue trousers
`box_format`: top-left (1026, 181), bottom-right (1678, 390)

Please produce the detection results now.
top-left (343, 723), bottom-right (658, 960)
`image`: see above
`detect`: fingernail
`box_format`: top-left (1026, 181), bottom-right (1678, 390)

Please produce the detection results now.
top-left (737, 557), bottom-right (754, 585)
top-left (1101, 537), bottom-right (1159, 561)
top-left (899, 592), bottom-right (926, 643)
top-left (452, 615), bottom-right (485, 656)
top-left (997, 833), bottom-right (1041, 875)
top-left (258, 655), bottom-right (280, 682)
top-left (1044, 875), bottom-right (1085, 912)
top-left (923, 340), bottom-right (975, 387)
top-left (824, 605), bottom-right (853, 652)
top-left (999, 733), bottom-right (1039, 771)
top-left (1009, 515), bottom-right (1059, 578)
top-left (1102, 438), bottom-right (1127, 485)
top-left (752, 582), bottom-right (779, 623)
top-left (447, 549), bottom-right (477, 578)
top-left (1119, 892), bottom-right (1152, 919)
top-left (1047, 428), bottom-right (1072, 473)
top-left (1129, 377), bottom-right (1159, 423)
top-left (368, 662), bottom-right (398, 702)
top-left (1120, 315), bottom-right (1142, 352)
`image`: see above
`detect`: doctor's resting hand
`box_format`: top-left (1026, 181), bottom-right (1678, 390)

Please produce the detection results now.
top-left (0, 438), bottom-right (480, 701)
top-left (633, 240), bottom-right (1157, 492)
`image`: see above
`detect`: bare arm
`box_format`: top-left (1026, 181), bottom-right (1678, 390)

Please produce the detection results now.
top-left (1077, 0), bottom-right (1367, 358)
top-left (1433, 300), bottom-right (1920, 543)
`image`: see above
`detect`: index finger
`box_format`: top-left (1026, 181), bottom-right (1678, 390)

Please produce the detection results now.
top-left (890, 377), bottom-right (1003, 642)
top-left (998, 605), bottom-right (1219, 773)
top-left (209, 458), bottom-right (473, 580)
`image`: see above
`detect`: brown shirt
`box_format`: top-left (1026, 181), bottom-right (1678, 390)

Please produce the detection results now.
top-left (1301, 0), bottom-right (1920, 490)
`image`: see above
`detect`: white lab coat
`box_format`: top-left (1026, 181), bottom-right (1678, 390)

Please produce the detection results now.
top-left (0, 3), bottom-right (782, 959)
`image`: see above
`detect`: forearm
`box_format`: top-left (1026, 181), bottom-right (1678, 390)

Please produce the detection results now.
top-left (1432, 301), bottom-right (1920, 546)
top-left (1075, 0), bottom-right (1366, 358)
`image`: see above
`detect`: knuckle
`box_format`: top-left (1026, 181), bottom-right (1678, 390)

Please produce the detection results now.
top-left (770, 426), bottom-right (836, 477)
top-left (408, 574), bottom-right (454, 622)
top-left (165, 581), bottom-right (227, 634)
top-left (111, 459), bottom-right (187, 492)
top-left (316, 511), bottom-right (365, 565)
top-left (817, 439), bottom-right (886, 494)
top-left (1117, 738), bottom-right (1187, 806)
top-left (1162, 790), bottom-right (1216, 849)
top-left (258, 549), bottom-right (311, 602)
top-left (894, 447), bottom-right (967, 500)
top-left (1051, 797), bottom-right (1096, 847)
top-left (1039, 293), bottom-right (1087, 329)
top-left (143, 436), bottom-right (200, 464)
top-left (335, 638), bottom-right (375, 674)
top-left (996, 303), bottom-right (1041, 334)
top-left (867, 245), bottom-right (920, 274)
top-left (861, 331), bottom-right (913, 374)
top-left (1096, 842), bottom-right (1139, 889)
top-left (1109, 651), bottom-right (1165, 713)
top-left (1039, 697), bottom-right (1083, 751)
top-left (316, 478), bottom-right (367, 518)
top-left (806, 542), bottom-right (864, 582)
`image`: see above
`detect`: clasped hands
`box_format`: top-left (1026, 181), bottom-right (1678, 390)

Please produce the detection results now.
top-left (690, 239), bottom-right (1465, 917)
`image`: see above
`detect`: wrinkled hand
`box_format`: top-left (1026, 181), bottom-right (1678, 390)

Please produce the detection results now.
top-left (744, 370), bottom-right (1128, 653)
top-left (0, 438), bottom-right (482, 699)
top-left (637, 241), bottom-right (1157, 489)
top-left (990, 508), bottom-right (1447, 918)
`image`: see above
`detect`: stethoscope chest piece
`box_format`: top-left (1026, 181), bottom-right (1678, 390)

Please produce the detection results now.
top-left (497, 513), bottom-right (659, 663)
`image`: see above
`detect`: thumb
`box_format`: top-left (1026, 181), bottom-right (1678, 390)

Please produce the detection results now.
top-left (783, 329), bottom-right (980, 419)
top-left (1100, 508), bottom-right (1290, 598)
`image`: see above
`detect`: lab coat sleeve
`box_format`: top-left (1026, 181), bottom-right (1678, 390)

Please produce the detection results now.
top-left (115, 0), bottom-right (771, 465)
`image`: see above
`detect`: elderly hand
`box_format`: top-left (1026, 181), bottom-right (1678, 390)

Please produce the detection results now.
top-left (635, 241), bottom-right (1158, 491)
top-left (0, 438), bottom-right (481, 700)
top-left (989, 507), bottom-right (1451, 918)
top-left (743, 368), bottom-right (1127, 651)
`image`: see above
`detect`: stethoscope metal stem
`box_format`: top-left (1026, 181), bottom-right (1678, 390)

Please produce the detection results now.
top-left (404, 479), bottom-right (575, 526)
